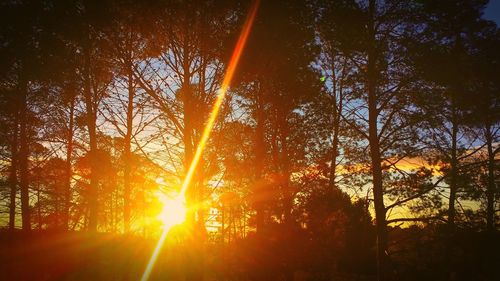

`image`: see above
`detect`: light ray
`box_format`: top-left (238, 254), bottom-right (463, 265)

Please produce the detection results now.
top-left (140, 1), bottom-right (259, 280)
top-left (178, 0), bottom-right (260, 199)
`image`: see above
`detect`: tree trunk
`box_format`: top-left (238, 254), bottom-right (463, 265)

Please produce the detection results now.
top-left (448, 106), bottom-right (458, 229)
top-left (18, 75), bottom-right (31, 232)
top-left (329, 106), bottom-right (339, 188)
top-left (367, 1), bottom-right (389, 280)
top-left (87, 111), bottom-right (98, 232)
top-left (182, 71), bottom-right (195, 224)
top-left (485, 124), bottom-right (495, 232)
top-left (254, 87), bottom-right (265, 233)
top-left (37, 188), bottom-right (42, 230)
top-left (179, 24), bottom-right (204, 281)
top-left (83, 35), bottom-right (99, 232)
top-left (8, 115), bottom-right (19, 230)
top-left (64, 96), bottom-right (75, 230)
top-left (278, 109), bottom-right (293, 225)
top-left (123, 52), bottom-right (134, 233)
top-left (329, 59), bottom-right (342, 189)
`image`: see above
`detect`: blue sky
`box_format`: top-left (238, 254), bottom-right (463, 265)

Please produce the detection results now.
top-left (484, 0), bottom-right (500, 24)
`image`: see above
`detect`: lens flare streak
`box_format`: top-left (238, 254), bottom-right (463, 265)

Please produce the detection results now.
top-left (140, 1), bottom-right (259, 280)
top-left (178, 0), bottom-right (260, 199)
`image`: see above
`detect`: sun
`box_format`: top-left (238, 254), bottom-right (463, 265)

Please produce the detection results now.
top-left (156, 193), bottom-right (187, 228)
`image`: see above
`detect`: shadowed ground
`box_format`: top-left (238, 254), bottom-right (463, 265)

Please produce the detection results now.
top-left (1, 228), bottom-right (499, 281)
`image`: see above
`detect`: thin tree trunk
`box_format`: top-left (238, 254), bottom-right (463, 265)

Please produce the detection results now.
top-left (329, 101), bottom-right (339, 188)
top-left (9, 116), bottom-right (19, 230)
top-left (279, 110), bottom-right (292, 225)
top-left (179, 37), bottom-right (205, 281)
top-left (64, 96), bottom-right (75, 230)
top-left (123, 51), bottom-right (134, 233)
top-left (448, 34), bottom-right (463, 231)
top-left (445, 103), bottom-right (459, 281)
top-left (179, 23), bottom-right (196, 223)
top-left (254, 87), bottom-right (265, 233)
top-left (182, 72), bottom-right (195, 224)
top-left (37, 188), bottom-right (41, 230)
top-left (367, 1), bottom-right (389, 280)
top-left (448, 106), bottom-right (458, 229)
top-left (329, 58), bottom-right (343, 189)
top-left (485, 124), bottom-right (495, 232)
top-left (18, 74), bottom-right (31, 232)
top-left (86, 104), bottom-right (98, 232)
top-left (83, 34), bottom-right (99, 232)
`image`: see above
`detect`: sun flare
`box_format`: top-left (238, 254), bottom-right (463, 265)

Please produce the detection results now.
top-left (141, 1), bottom-right (260, 280)
top-left (156, 193), bottom-right (187, 228)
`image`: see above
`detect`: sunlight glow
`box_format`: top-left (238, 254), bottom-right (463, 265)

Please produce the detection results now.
top-left (156, 193), bottom-right (187, 228)
top-left (140, 1), bottom-right (260, 280)
top-left (155, 177), bottom-right (165, 185)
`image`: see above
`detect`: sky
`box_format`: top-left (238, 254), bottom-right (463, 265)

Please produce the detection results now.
top-left (484, 0), bottom-right (500, 24)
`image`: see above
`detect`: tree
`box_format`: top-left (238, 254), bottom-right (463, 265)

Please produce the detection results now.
top-left (411, 0), bottom-right (492, 229)
top-left (52, 0), bottom-right (115, 231)
top-left (295, 171), bottom-right (375, 278)
top-left (235, 0), bottom-right (318, 231)
top-left (101, 0), bottom-right (154, 233)
top-left (318, 1), bottom-right (434, 279)
top-left (0, 81), bottom-right (19, 230)
top-left (0, 0), bottom-right (63, 231)
top-left (134, 0), bottom-right (239, 232)
top-left (466, 24), bottom-right (500, 232)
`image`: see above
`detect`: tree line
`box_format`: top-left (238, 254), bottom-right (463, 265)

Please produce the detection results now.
top-left (0, 0), bottom-right (498, 280)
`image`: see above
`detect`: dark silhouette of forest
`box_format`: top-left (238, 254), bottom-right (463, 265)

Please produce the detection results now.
top-left (0, 0), bottom-right (499, 280)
